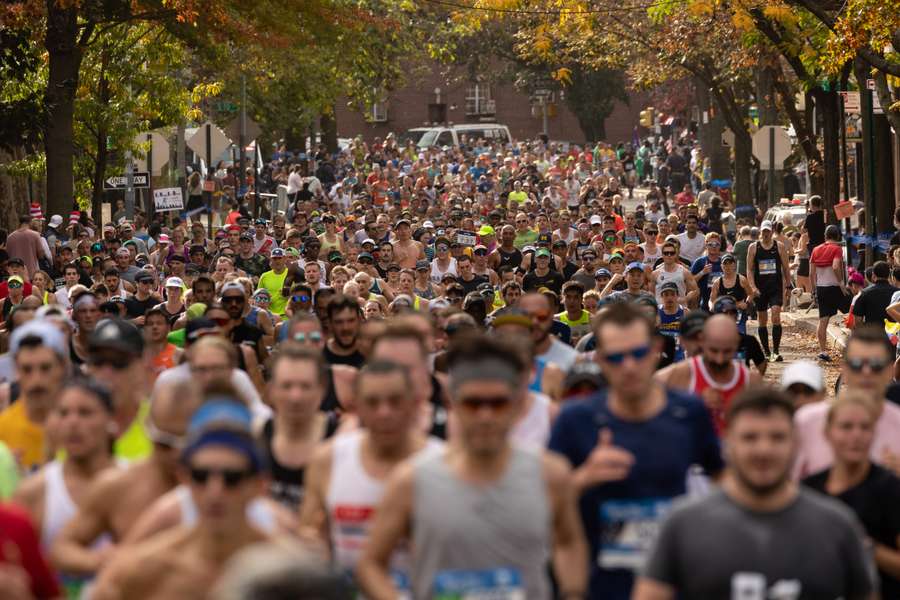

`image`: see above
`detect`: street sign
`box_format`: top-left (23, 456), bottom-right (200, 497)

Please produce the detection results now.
top-left (752, 125), bottom-right (792, 169)
top-left (840, 91), bottom-right (860, 113)
top-left (225, 116), bottom-right (262, 145)
top-left (153, 187), bottom-right (184, 212)
top-left (865, 80), bottom-right (884, 114)
top-left (721, 129), bottom-right (735, 148)
top-left (104, 172), bottom-right (149, 190)
top-left (133, 132), bottom-right (170, 175)
top-left (187, 121), bottom-right (231, 162)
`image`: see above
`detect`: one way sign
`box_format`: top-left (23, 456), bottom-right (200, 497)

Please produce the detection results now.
top-left (104, 172), bottom-right (150, 190)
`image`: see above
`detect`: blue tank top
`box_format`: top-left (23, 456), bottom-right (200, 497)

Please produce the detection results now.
top-left (529, 358), bottom-right (546, 393)
top-left (658, 306), bottom-right (685, 362)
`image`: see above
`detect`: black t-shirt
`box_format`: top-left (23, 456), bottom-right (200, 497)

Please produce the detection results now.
top-left (323, 344), bottom-right (366, 368)
top-left (523, 269), bottom-right (564, 295)
top-left (804, 464), bottom-right (900, 597)
top-left (852, 280), bottom-right (899, 325)
top-left (803, 210), bottom-right (826, 253)
top-left (230, 320), bottom-right (264, 349)
top-left (738, 333), bottom-right (766, 368)
top-left (560, 260), bottom-right (578, 281)
top-left (124, 295), bottom-right (162, 320)
top-left (458, 274), bottom-right (488, 295)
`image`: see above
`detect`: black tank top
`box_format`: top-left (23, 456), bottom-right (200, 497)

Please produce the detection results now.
top-left (428, 375), bottom-right (448, 440)
top-left (497, 247), bottom-right (523, 270)
top-left (718, 275), bottom-right (747, 302)
top-left (753, 241), bottom-right (782, 285)
top-left (261, 413), bottom-right (340, 510)
top-left (321, 366), bottom-right (342, 413)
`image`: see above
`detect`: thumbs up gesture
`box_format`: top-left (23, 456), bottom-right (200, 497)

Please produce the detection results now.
top-left (575, 428), bottom-right (636, 491)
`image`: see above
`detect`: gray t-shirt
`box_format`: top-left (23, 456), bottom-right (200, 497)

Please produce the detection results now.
top-left (643, 488), bottom-right (874, 600)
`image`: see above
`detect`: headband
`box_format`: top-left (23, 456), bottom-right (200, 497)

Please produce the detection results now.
top-left (73, 294), bottom-right (99, 310)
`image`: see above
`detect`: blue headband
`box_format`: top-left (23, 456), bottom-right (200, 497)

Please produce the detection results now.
top-left (181, 429), bottom-right (264, 472)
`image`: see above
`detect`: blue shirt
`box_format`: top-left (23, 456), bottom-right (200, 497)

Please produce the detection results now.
top-left (548, 389), bottom-right (723, 600)
top-left (690, 256), bottom-right (723, 308)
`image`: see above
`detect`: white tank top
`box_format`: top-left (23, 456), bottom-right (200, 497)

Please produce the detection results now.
top-left (175, 485), bottom-right (276, 533)
top-left (41, 461), bottom-right (77, 550)
top-left (655, 264), bottom-right (686, 299)
top-left (511, 392), bottom-right (552, 450)
top-left (326, 431), bottom-right (443, 575)
top-left (430, 258), bottom-right (458, 284)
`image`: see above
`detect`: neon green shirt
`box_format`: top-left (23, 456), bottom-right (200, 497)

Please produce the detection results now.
top-left (0, 442), bottom-right (19, 499)
top-left (114, 401), bottom-right (152, 462)
top-left (513, 228), bottom-right (539, 250)
top-left (508, 190), bottom-right (528, 204)
top-left (258, 269), bottom-right (289, 315)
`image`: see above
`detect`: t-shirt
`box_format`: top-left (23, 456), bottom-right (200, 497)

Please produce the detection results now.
top-left (548, 389), bottom-right (723, 599)
top-left (803, 209), bottom-right (826, 253)
top-left (690, 256), bottom-right (723, 309)
top-left (513, 229), bottom-right (539, 250)
top-left (0, 504), bottom-right (60, 599)
top-left (643, 488), bottom-right (874, 600)
top-left (851, 280), bottom-right (898, 325)
top-left (457, 274), bottom-right (488, 296)
top-left (803, 464), bottom-right (900, 597)
top-left (732, 239), bottom-right (752, 276)
top-left (793, 400), bottom-right (900, 479)
top-left (258, 269), bottom-right (289, 315)
top-left (124, 295), bottom-right (162, 320)
top-left (539, 337), bottom-right (578, 372)
top-left (0, 401), bottom-right (45, 473)
top-left (676, 231), bottom-right (705, 263)
top-left (116, 265), bottom-right (143, 284)
top-left (6, 228), bottom-right (44, 277)
top-left (810, 242), bottom-right (843, 287)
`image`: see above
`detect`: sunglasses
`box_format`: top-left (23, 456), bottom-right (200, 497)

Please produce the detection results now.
top-left (662, 251), bottom-right (676, 256)
top-left (7, 282), bottom-right (22, 289)
top-left (293, 331), bottom-right (323, 343)
top-left (600, 345), bottom-right (652, 365)
top-left (474, 249), bottom-right (488, 256)
top-left (292, 294), bottom-right (310, 303)
top-left (845, 357), bottom-right (890, 373)
top-left (436, 245), bottom-right (449, 252)
top-left (707, 243), bottom-right (720, 248)
top-left (646, 230), bottom-right (658, 235)
top-left (458, 396), bottom-right (514, 413)
top-left (189, 466), bottom-right (253, 489)
top-left (89, 355), bottom-right (134, 370)
top-left (529, 311), bottom-right (552, 323)
top-left (221, 295), bottom-right (244, 304)
top-left (359, 258), bottom-right (373, 264)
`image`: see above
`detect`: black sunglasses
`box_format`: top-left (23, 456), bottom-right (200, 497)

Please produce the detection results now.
top-left (189, 467), bottom-right (253, 488)
top-left (458, 395), bottom-right (513, 412)
top-left (846, 357), bottom-right (890, 373)
top-left (89, 355), bottom-right (134, 370)
top-left (221, 295), bottom-right (244, 304)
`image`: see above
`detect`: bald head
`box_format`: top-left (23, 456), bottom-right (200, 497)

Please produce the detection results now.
top-left (704, 314), bottom-right (740, 344)
top-left (702, 314), bottom-right (740, 373)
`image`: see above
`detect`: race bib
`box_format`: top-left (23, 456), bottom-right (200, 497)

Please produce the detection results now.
top-left (758, 259), bottom-right (777, 276)
top-left (432, 567), bottom-right (525, 600)
top-left (598, 499), bottom-right (672, 571)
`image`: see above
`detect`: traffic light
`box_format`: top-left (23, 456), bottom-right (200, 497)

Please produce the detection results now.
top-left (639, 107), bottom-right (654, 128)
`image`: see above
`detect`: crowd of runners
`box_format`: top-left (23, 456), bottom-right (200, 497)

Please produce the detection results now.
top-left (0, 133), bottom-right (898, 599)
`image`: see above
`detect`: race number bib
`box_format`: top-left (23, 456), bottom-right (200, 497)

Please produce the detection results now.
top-left (432, 567), bottom-right (525, 600)
top-left (758, 259), bottom-right (777, 276)
top-left (598, 499), bottom-right (672, 571)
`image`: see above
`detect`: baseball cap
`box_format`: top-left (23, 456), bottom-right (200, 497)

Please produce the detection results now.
top-left (781, 360), bottom-right (824, 392)
top-left (415, 260), bottom-right (430, 271)
top-left (395, 218), bottom-right (411, 227)
top-left (10, 320), bottom-right (67, 358)
top-left (634, 295), bottom-right (658, 310)
top-left (535, 248), bottom-right (551, 258)
top-left (49, 215), bottom-right (63, 228)
top-left (760, 220), bottom-right (774, 231)
top-left (158, 234), bottom-right (171, 245)
top-left (422, 220), bottom-right (435, 229)
top-left (589, 215), bottom-right (603, 225)
top-left (478, 225), bottom-right (495, 236)
top-left (270, 248), bottom-right (286, 258)
top-left (659, 281), bottom-right (679, 294)
top-left (135, 272), bottom-right (153, 284)
top-left (680, 310), bottom-right (709, 337)
top-left (552, 239), bottom-right (567, 249)
top-left (358, 252), bottom-right (374, 262)
top-left (712, 296), bottom-right (738, 314)
top-left (608, 253), bottom-right (624, 262)
top-left (626, 261), bottom-right (644, 272)
top-left (594, 268), bottom-right (612, 279)
top-left (165, 276), bottom-right (185, 288)
top-left (168, 254), bottom-right (186, 263)
top-left (536, 233), bottom-right (552, 246)
top-left (327, 250), bottom-right (343, 262)
top-left (239, 233), bottom-right (253, 242)
top-left (115, 247), bottom-right (131, 257)
top-left (89, 318), bottom-right (144, 356)
top-left (581, 248), bottom-right (597, 258)
top-left (185, 317), bottom-right (219, 345)
top-left (220, 281), bottom-right (245, 296)
top-left (361, 238), bottom-right (376, 247)
top-left (848, 272), bottom-right (865, 285)
top-left (721, 253), bottom-right (735, 264)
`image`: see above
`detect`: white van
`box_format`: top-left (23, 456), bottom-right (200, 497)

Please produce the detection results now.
top-left (405, 124), bottom-right (512, 149)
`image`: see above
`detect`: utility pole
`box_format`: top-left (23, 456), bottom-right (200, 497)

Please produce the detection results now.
top-left (124, 84), bottom-right (134, 221)
top-left (239, 74), bottom-right (247, 196)
top-left (861, 81), bottom-right (877, 267)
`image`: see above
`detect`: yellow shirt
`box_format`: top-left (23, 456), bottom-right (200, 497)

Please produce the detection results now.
top-left (114, 401), bottom-right (152, 462)
top-left (0, 401), bottom-right (46, 473)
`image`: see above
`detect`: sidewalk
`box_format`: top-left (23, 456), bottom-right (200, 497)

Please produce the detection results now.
top-left (780, 309), bottom-right (850, 351)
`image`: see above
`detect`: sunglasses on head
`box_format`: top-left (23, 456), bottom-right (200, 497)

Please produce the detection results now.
top-left (600, 345), bottom-right (652, 365)
top-left (189, 466), bottom-right (253, 489)
top-left (845, 356), bottom-right (890, 373)
top-left (457, 395), bottom-right (514, 413)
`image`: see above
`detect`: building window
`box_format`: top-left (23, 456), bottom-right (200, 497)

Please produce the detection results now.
top-left (465, 84), bottom-right (495, 116)
top-left (371, 100), bottom-right (388, 122)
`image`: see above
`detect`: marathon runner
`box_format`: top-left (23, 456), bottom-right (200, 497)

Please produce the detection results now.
top-left (746, 220), bottom-right (791, 361)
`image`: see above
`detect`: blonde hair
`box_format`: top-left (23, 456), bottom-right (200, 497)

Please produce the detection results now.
top-left (826, 389), bottom-right (879, 426)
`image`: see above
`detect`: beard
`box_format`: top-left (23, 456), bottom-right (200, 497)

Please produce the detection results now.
top-left (730, 462), bottom-right (791, 498)
top-left (705, 358), bottom-right (731, 374)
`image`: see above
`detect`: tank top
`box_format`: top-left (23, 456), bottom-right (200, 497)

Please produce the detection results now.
top-left (261, 414), bottom-right (339, 510)
top-left (430, 258), bottom-right (458, 284)
top-left (753, 241), bottom-right (782, 285)
top-left (657, 306), bottom-right (684, 361)
top-left (654, 264), bottom-right (686, 299)
top-left (41, 461), bottom-right (77, 550)
top-left (327, 431), bottom-right (442, 584)
top-left (688, 355), bottom-right (749, 435)
top-left (245, 306), bottom-right (261, 328)
top-left (412, 448), bottom-right (551, 599)
top-left (496, 247), bottom-right (523, 270)
top-left (175, 485), bottom-right (277, 532)
top-left (528, 358), bottom-right (546, 393)
top-left (717, 274), bottom-right (747, 302)
top-left (510, 392), bottom-right (551, 450)
top-left (414, 282), bottom-right (436, 300)
top-left (319, 234), bottom-right (341, 254)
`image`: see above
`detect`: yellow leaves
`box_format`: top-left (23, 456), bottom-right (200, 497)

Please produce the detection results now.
top-left (761, 4), bottom-right (796, 27)
top-left (687, 0), bottom-right (715, 18)
top-left (552, 66), bottom-right (572, 85)
top-left (731, 8), bottom-right (753, 32)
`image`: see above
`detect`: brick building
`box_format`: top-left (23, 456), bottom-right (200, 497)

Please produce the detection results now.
top-left (334, 68), bottom-right (647, 145)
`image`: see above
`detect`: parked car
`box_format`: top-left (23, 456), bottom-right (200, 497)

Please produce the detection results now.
top-left (407, 124), bottom-right (512, 149)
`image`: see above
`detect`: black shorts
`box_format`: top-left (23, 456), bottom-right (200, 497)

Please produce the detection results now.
top-left (798, 258), bottom-right (810, 277)
top-left (755, 283), bottom-right (783, 311)
top-left (817, 285), bottom-right (850, 318)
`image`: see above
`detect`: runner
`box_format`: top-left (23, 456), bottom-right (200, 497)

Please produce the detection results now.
top-left (634, 387), bottom-right (875, 600)
top-left (357, 334), bottom-right (588, 600)
top-left (809, 224), bottom-right (849, 361)
top-left (746, 220), bottom-right (791, 361)
top-left (549, 302), bottom-right (723, 598)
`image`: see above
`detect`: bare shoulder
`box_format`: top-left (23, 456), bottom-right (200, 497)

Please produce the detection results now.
top-left (656, 359), bottom-right (689, 386)
top-left (541, 450), bottom-right (572, 485)
top-left (96, 527), bottom-right (190, 598)
top-left (12, 468), bottom-right (45, 505)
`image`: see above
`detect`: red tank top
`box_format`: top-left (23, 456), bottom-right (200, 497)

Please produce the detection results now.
top-left (688, 355), bottom-right (748, 434)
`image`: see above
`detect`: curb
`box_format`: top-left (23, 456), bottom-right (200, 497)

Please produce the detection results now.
top-left (781, 311), bottom-right (848, 351)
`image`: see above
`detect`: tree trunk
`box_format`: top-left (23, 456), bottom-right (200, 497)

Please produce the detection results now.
top-left (0, 147), bottom-right (31, 231)
top-left (320, 108), bottom-right (338, 155)
top-left (44, 1), bottom-right (82, 218)
top-left (772, 73), bottom-right (824, 198)
top-left (875, 113), bottom-right (895, 235)
top-left (694, 82), bottom-right (730, 180)
top-left (812, 86), bottom-right (841, 222)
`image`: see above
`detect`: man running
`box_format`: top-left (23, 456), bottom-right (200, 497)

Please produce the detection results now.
top-left (357, 334), bottom-right (588, 600)
top-left (549, 302), bottom-right (723, 599)
top-left (634, 387), bottom-right (874, 600)
top-left (299, 360), bottom-right (441, 591)
top-left (746, 220), bottom-right (791, 361)
top-left (659, 314), bottom-right (760, 435)
top-left (91, 400), bottom-right (272, 599)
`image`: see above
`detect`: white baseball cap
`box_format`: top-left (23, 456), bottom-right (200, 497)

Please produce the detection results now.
top-left (165, 276), bottom-right (185, 288)
top-left (589, 215), bottom-right (603, 225)
top-left (760, 220), bottom-right (774, 231)
top-left (49, 215), bottom-right (63, 228)
top-left (781, 360), bottom-right (823, 392)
